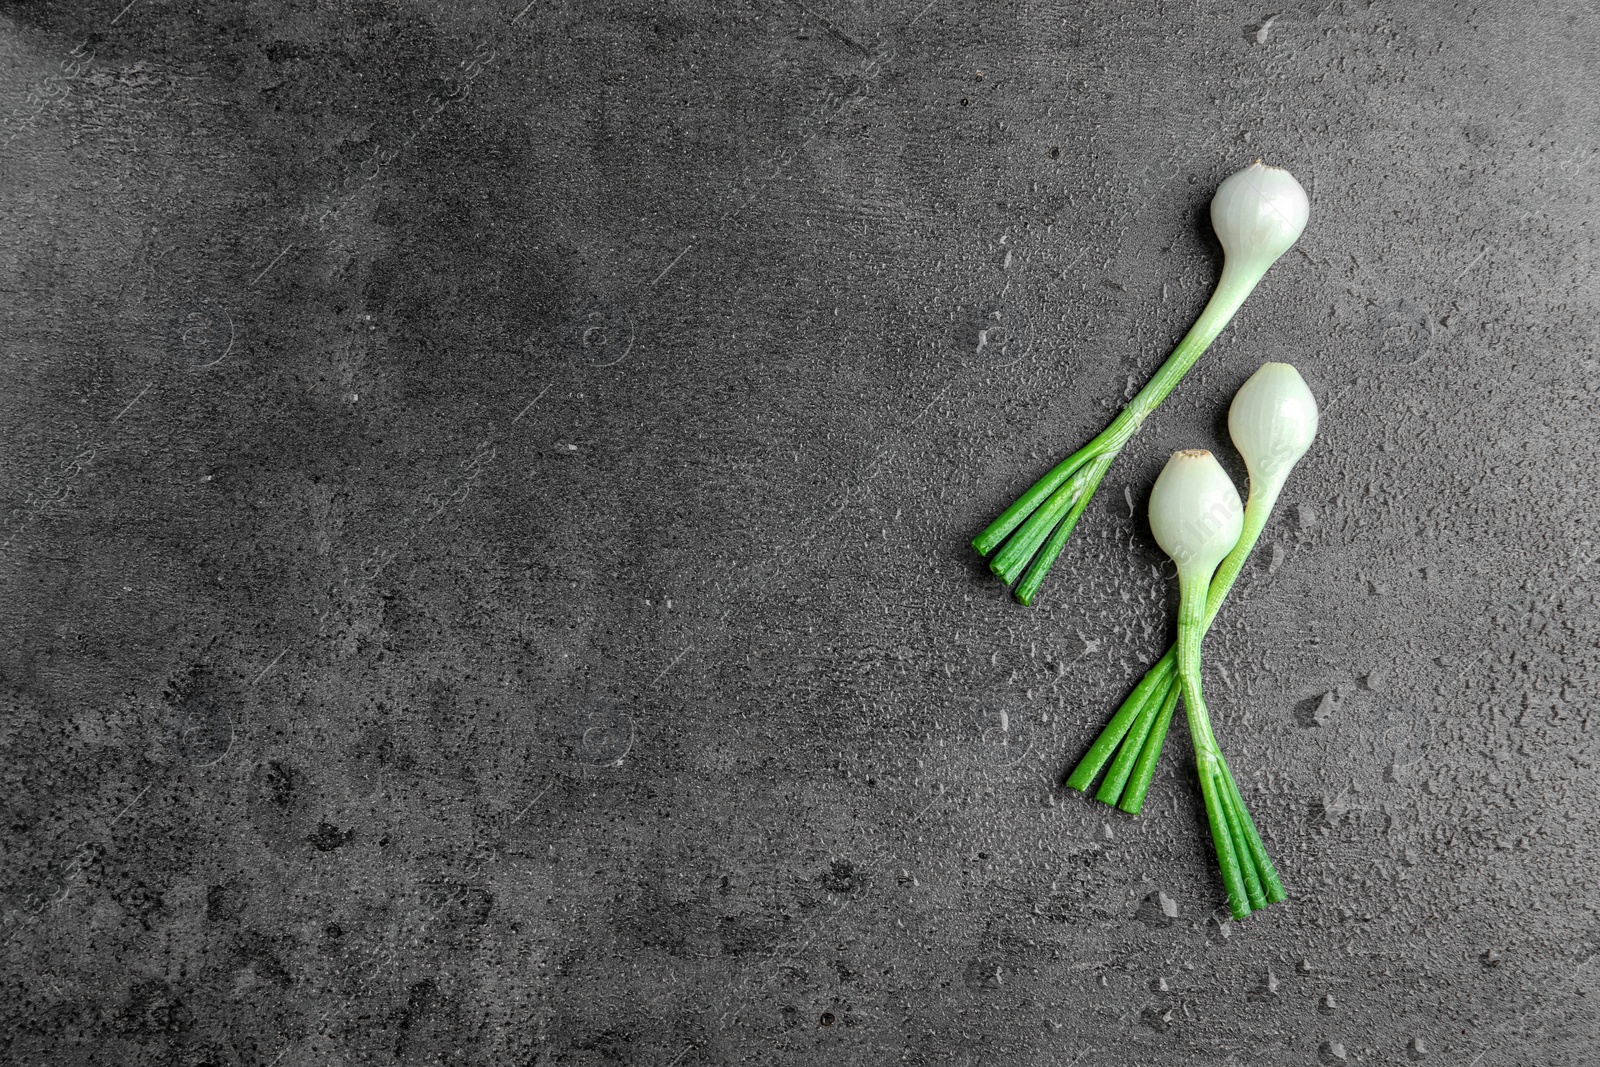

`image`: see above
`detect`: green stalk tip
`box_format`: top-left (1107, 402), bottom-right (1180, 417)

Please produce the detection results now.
top-left (1117, 682), bottom-right (1179, 815)
top-left (1098, 692), bottom-right (1161, 805)
top-left (1065, 659), bottom-right (1165, 793)
top-left (1224, 789), bottom-right (1268, 911)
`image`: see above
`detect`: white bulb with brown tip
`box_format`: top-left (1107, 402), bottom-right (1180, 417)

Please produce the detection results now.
top-left (1149, 450), bottom-right (1244, 577)
top-left (1210, 162), bottom-right (1310, 278)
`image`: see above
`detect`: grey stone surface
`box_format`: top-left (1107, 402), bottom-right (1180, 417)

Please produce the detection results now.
top-left (3, 0), bottom-right (1598, 1064)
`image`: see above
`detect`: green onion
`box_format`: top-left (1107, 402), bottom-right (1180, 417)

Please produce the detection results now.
top-left (973, 162), bottom-right (1309, 604)
top-left (1068, 363), bottom-right (1318, 814)
top-left (1142, 448), bottom-right (1285, 920)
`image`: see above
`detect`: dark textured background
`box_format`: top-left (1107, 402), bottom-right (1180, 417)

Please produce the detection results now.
top-left (3, 0), bottom-right (1598, 1063)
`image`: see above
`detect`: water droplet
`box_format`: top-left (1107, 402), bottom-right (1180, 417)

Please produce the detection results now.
top-left (1140, 1005), bottom-right (1174, 1032)
top-left (1134, 890), bottom-right (1179, 927)
top-left (1250, 968), bottom-right (1281, 1002)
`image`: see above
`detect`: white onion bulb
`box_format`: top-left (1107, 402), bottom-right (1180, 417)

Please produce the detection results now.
top-left (1228, 362), bottom-right (1319, 491)
top-left (1211, 162), bottom-right (1310, 279)
top-left (1148, 450), bottom-right (1244, 576)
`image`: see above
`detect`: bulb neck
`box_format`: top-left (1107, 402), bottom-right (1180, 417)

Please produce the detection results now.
top-left (1242, 472), bottom-right (1286, 518)
top-left (1197, 478), bottom-right (1282, 634)
top-left (1214, 256), bottom-right (1267, 306)
top-left (1177, 566), bottom-right (1213, 620)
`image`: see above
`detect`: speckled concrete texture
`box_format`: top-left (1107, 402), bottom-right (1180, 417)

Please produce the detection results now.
top-left (3, 1), bottom-right (1598, 1064)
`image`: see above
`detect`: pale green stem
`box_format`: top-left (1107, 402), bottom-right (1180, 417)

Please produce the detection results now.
top-left (1177, 566), bottom-right (1251, 920)
top-left (1200, 478), bottom-right (1284, 632)
top-left (973, 260), bottom-right (1264, 595)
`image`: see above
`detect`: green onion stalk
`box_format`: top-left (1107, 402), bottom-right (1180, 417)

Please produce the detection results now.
top-left (1133, 448), bottom-right (1285, 920)
top-left (1067, 363), bottom-right (1319, 815)
top-left (973, 161), bottom-right (1310, 605)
